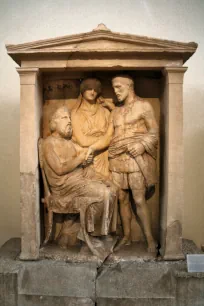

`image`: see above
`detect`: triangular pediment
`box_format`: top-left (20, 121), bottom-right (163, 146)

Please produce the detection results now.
top-left (6, 24), bottom-right (197, 64)
top-left (36, 38), bottom-right (173, 52)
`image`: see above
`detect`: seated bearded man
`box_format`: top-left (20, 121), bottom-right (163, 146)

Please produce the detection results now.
top-left (43, 106), bottom-right (118, 260)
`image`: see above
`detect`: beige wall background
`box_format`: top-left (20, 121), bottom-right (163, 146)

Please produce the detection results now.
top-left (0, 0), bottom-right (203, 248)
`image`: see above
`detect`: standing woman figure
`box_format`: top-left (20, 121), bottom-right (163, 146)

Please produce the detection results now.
top-left (71, 78), bottom-right (111, 178)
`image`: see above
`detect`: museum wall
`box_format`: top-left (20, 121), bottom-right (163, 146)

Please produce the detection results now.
top-left (0, 0), bottom-right (203, 248)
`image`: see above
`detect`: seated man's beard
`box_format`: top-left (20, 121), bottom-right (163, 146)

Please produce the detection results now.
top-left (59, 127), bottom-right (72, 139)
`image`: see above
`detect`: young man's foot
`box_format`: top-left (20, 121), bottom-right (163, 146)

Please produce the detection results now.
top-left (114, 236), bottom-right (131, 252)
top-left (147, 239), bottom-right (157, 253)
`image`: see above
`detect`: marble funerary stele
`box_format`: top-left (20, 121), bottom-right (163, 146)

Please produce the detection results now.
top-left (6, 24), bottom-right (197, 262)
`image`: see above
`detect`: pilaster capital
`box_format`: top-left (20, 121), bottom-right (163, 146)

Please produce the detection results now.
top-left (162, 67), bottom-right (188, 84)
top-left (16, 68), bottom-right (40, 85)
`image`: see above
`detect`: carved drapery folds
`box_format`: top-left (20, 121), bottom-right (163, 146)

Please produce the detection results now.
top-left (8, 25), bottom-right (197, 260)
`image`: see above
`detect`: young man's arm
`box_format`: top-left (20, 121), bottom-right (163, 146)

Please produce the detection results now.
top-left (143, 101), bottom-right (159, 135)
top-left (128, 101), bottom-right (158, 157)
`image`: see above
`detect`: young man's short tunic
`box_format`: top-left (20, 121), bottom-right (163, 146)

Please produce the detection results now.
top-left (108, 98), bottom-right (158, 191)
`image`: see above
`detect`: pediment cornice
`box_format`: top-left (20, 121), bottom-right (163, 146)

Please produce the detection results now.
top-left (6, 24), bottom-right (197, 65)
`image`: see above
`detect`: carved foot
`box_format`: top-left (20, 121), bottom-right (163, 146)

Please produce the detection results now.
top-left (114, 237), bottom-right (131, 252)
top-left (147, 239), bottom-right (157, 253)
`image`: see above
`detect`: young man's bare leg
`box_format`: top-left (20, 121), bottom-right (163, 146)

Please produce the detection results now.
top-left (115, 189), bottom-right (132, 251)
top-left (132, 189), bottom-right (157, 253)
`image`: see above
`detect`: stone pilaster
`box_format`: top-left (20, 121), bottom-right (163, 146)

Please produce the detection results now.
top-left (17, 68), bottom-right (42, 260)
top-left (160, 67), bottom-right (187, 260)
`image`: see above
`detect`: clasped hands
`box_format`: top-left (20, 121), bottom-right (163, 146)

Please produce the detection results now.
top-left (79, 142), bottom-right (145, 166)
top-left (78, 147), bottom-right (94, 167)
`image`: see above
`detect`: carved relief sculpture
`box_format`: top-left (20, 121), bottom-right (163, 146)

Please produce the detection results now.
top-left (88, 75), bottom-right (158, 253)
top-left (7, 24), bottom-right (197, 261)
top-left (71, 78), bottom-right (113, 178)
top-left (40, 106), bottom-right (118, 261)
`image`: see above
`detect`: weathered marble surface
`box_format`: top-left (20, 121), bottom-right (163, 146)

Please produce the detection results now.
top-left (1, 238), bottom-right (204, 306)
top-left (7, 25), bottom-right (198, 261)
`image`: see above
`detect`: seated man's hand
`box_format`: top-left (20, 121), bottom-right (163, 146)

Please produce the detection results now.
top-left (79, 149), bottom-right (88, 165)
top-left (81, 147), bottom-right (94, 166)
top-left (127, 143), bottom-right (145, 158)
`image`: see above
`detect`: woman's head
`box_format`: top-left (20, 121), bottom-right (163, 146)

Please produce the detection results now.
top-left (80, 78), bottom-right (102, 103)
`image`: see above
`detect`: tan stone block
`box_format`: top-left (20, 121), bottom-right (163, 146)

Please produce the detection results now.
top-left (17, 68), bottom-right (42, 260)
top-left (21, 58), bottom-right (183, 69)
top-left (17, 68), bottom-right (39, 85)
top-left (164, 67), bottom-right (188, 84)
top-left (20, 85), bottom-right (38, 173)
top-left (160, 67), bottom-right (186, 260)
top-left (20, 172), bottom-right (40, 260)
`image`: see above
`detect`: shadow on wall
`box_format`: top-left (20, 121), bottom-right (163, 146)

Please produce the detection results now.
top-left (183, 85), bottom-right (204, 248)
top-left (0, 99), bottom-right (20, 247)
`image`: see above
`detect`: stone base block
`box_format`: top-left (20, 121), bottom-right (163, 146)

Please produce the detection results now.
top-left (0, 238), bottom-right (204, 306)
top-left (18, 261), bottom-right (96, 298)
top-left (18, 296), bottom-right (94, 306)
top-left (96, 261), bottom-right (176, 299)
top-left (97, 298), bottom-right (175, 306)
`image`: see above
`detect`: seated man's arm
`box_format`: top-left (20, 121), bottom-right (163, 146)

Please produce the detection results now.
top-left (44, 141), bottom-right (86, 176)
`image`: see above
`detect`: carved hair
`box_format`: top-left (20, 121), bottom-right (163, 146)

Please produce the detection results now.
top-left (112, 75), bottom-right (134, 89)
top-left (49, 106), bottom-right (70, 132)
top-left (80, 78), bottom-right (102, 96)
top-left (76, 78), bottom-right (102, 111)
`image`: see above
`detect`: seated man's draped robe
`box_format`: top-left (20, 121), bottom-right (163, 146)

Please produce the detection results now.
top-left (43, 135), bottom-right (117, 260)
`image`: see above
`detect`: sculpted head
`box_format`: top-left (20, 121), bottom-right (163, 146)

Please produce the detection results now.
top-left (80, 78), bottom-right (102, 103)
top-left (50, 107), bottom-right (72, 139)
top-left (112, 75), bottom-right (134, 102)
